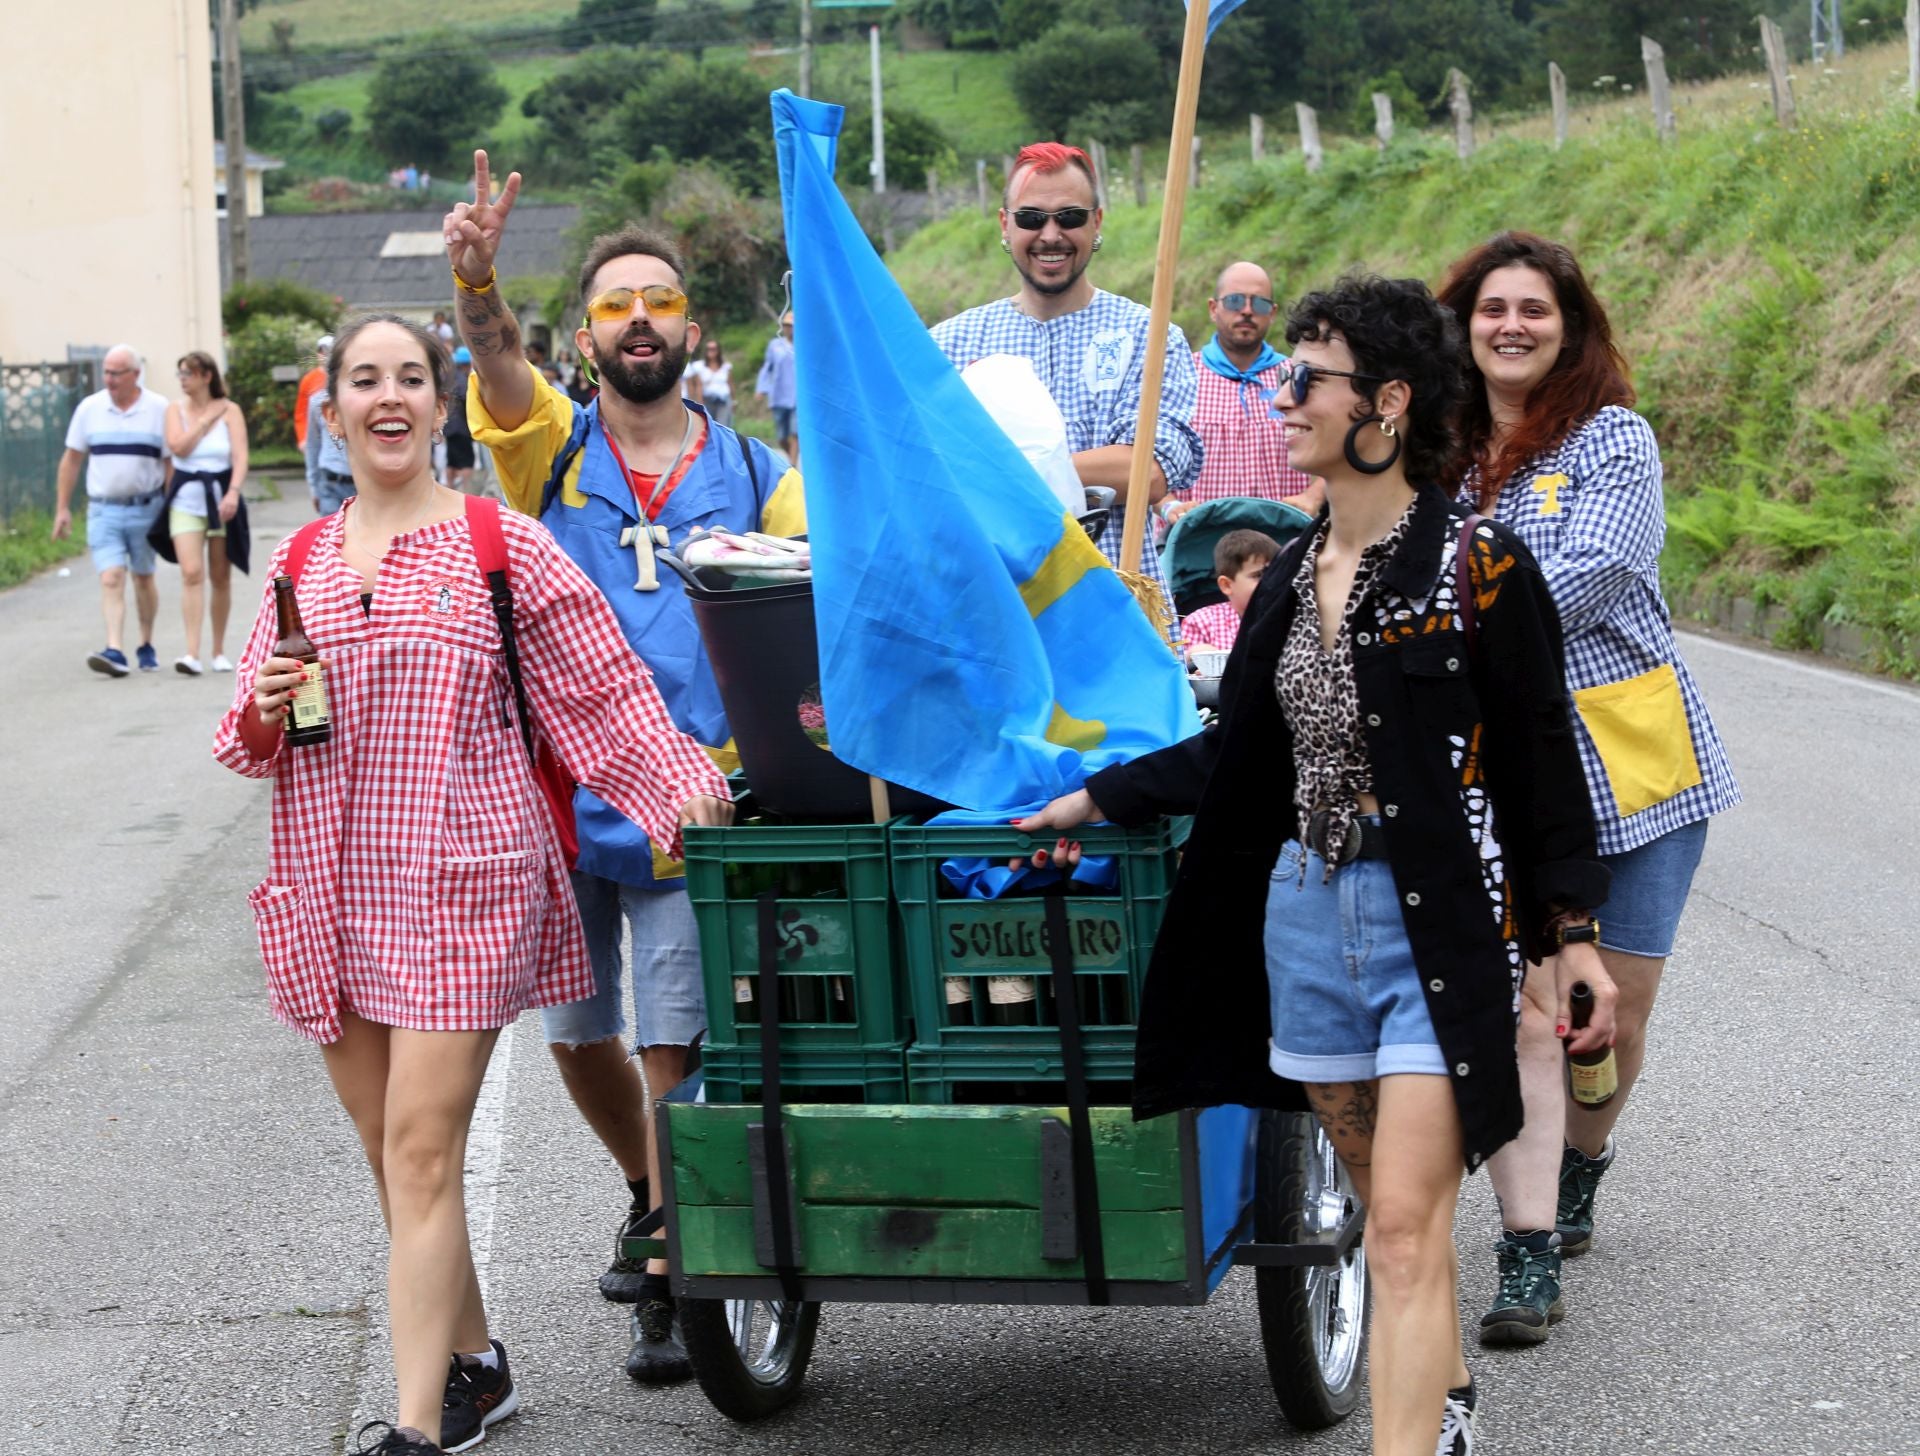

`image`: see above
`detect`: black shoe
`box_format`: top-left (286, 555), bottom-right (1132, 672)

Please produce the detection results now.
top-left (625, 1297), bottom-right (694, 1384)
top-left (599, 1187), bottom-right (651, 1303)
top-left (440, 1340), bottom-right (520, 1453)
top-left (351, 1422), bottom-right (443, 1455)
top-left (1437, 1380), bottom-right (1480, 1455)
top-left (1557, 1139), bottom-right (1614, 1256)
top-left (1478, 1233), bottom-right (1566, 1345)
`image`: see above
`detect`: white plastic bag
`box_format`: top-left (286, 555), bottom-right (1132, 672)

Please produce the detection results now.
top-left (960, 354), bottom-right (1085, 515)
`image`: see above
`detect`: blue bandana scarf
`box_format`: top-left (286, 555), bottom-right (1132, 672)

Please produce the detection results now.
top-left (1201, 335), bottom-right (1283, 414)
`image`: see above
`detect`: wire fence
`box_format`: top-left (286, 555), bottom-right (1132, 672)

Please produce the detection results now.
top-left (0, 362), bottom-right (93, 523)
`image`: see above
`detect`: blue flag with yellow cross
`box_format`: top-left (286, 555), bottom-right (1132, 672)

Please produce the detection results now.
top-left (770, 89), bottom-right (1200, 817)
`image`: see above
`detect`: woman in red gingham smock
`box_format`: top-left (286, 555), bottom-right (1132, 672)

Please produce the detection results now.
top-left (213, 315), bottom-right (730, 1456)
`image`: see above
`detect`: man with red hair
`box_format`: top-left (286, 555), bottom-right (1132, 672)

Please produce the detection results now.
top-left (931, 142), bottom-right (1201, 621)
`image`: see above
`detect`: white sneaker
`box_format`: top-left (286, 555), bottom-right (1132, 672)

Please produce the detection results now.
top-left (175, 655), bottom-right (204, 676)
top-left (210, 654), bottom-right (234, 672)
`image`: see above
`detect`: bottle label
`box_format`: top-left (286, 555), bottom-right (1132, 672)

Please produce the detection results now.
top-left (987, 975), bottom-right (1036, 1005)
top-left (1569, 1053), bottom-right (1618, 1106)
top-left (734, 977), bottom-right (753, 1005)
top-left (290, 662), bottom-right (330, 730)
top-left (944, 976), bottom-right (975, 1006)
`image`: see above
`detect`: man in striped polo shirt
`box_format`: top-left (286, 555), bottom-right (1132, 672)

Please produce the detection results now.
top-left (53, 345), bottom-right (171, 676)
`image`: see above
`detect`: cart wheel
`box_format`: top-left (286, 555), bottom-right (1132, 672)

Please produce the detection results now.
top-left (1253, 1110), bottom-right (1368, 1430)
top-left (678, 1294), bottom-right (821, 1421)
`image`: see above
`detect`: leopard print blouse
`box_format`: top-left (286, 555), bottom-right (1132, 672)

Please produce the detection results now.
top-left (1274, 503), bottom-right (1416, 881)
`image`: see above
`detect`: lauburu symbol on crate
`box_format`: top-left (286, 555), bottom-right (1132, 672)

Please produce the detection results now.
top-left (778, 908), bottom-right (820, 961)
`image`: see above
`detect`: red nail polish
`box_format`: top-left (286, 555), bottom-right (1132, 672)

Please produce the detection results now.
top-left (1555, 1023), bottom-right (1568, 1037)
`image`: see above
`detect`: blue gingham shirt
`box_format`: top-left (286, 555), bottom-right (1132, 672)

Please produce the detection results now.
top-left (1471, 406), bottom-right (1740, 855)
top-left (931, 290), bottom-right (1203, 607)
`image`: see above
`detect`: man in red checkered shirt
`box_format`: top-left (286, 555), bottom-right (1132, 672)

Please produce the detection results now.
top-left (1162, 261), bottom-right (1324, 526)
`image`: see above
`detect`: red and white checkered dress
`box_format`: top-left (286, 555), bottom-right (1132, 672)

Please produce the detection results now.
top-left (1180, 600), bottom-right (1243, 654)
top-left (214, 505), bottom-right (728, 1045)
top-left (1177, 356), bottom-right (1314, 504)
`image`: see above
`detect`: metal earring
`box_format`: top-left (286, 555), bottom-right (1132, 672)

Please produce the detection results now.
top-left (1092, 235), bottom-right (1104, 252)
top-left (1000, 237), bottom-right (1011, 253)
top-left (432, 427), bottom-right (445, 444)
top-left (1380, 417), bottom-right (1398, 438)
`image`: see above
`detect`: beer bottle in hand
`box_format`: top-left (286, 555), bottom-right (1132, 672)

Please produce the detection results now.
top-left (273, 574), bottom-right (331, 746)
top-left (1567, 981), bottom-right (1618, 1108)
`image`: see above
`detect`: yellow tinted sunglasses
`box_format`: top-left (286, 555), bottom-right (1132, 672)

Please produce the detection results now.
top-left (584, 284), bottom-right (689, 324)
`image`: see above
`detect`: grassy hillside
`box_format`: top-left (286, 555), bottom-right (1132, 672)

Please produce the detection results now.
top-left (892, 49), bottom-right (1920, 673)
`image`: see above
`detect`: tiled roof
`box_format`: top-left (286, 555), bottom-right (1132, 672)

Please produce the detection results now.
top-left (226, 205), bottom-right (580, 309)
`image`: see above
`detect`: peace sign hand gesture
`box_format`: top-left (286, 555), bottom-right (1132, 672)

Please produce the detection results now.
top-left (443, 149), bottom-right (522, 288)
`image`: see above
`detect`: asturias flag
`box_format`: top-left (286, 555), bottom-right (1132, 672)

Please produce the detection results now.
top-left (770, 88), bottom-right (1200, 818)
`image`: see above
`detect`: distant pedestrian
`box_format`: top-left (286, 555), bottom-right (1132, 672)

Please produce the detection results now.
top-left (161, 352), bottom-right (249, 675)
top-left (755, 312), bottom-right (797, 462)
top-left (52, 345), bottom-right (168, 676)
top-left (1165, 261), bottom-right (1321, 526)
top-left (683, 336), bottom-right (732, 427)
top-left (293, 334), bottom-right (332, 450)
top-left (305, 388), bottom-right (355, 515)
top-left (430, 311), bottom-right (455, 345)
top-left (444, 347), bottom-right (476, 492)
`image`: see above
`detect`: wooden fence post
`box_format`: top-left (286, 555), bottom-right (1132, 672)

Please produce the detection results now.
top-left (975, 158), bottom-right (989, 214)
top-left (1190, 134), bottom-right (1203, 189)
top-left (1641, 36), bottom-right (1675, 142)
top-left (1086, 139), bottom-right (1110, 211)
top-left (1250, 113), bottom-right (1264, 161)
top-left (1130, 144), bottom-right (1147, 206)
top-left (1759, 16), bottom-right (1797, 130)
top-left (1549, 62), bottom-right (1569, 147)
top-left (1448, 68), bottom-right (1474, 160)
top-left (1295, 103), bottom-right (1323, 173)
top-left (1001, 153), bottom-right (1014, 187)
top-left (926, 168), bottom-right (941, 218)
top-left (1907, 0), bottom-right (1918, 102)
top-left (1372, 92), bottom-right (1394, 150)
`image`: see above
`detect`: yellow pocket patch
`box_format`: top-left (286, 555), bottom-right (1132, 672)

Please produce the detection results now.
top-left (1573, 664), bottom-right (1703, 818)
top-left (1531, 472), bottom-right (1569, 515)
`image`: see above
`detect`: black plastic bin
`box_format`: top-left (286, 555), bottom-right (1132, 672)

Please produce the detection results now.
top-left (662, 553), bottom-right (946, 821)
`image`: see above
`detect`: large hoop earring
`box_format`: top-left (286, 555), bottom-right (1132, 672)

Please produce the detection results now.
top-left (1343, 416), bottom-right (1402, 475)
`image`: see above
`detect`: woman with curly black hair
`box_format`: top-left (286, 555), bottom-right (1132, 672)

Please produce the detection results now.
top-left (1021, 275), bottom-right (1614, 1455)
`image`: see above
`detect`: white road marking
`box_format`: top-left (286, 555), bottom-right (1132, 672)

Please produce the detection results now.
top-left (467, 1018), bottom-right (517, 1307)
top-left (1679, 629), bottom-right (1920, 706)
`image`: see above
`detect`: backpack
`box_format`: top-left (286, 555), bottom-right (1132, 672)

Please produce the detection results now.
top-left (280, 495), bottom-right (580, 868)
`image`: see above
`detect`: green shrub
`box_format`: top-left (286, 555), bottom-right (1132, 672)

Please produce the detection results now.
top-left (227, 315), bottom-right (323, 452)
top-left (1009, 24), bottom-right (1165, 141)
top-left (365, 29), bottom-right (508, 167)
top-left (223, 278), bottom-right (339, 336)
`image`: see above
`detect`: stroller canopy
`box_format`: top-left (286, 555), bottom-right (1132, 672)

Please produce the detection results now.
top-left (1162, 496), bottom-right (1317, 616)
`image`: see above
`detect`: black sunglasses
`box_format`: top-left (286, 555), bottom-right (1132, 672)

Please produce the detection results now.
top-left (1010, 206), bottom-right (1093, 231)
top-left (1278, 360), bottom-right (1387, 403)
top-left (1218, 292), bottom-right (1275, 317)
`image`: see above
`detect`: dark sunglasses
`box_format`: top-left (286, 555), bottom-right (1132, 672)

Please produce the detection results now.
top-left (1009, 206), bottom-right (1093, 231)
top-left (1218, 292), bottom-right (1275, 317)
top-left (1278, 360), bottom-right (1386, 403)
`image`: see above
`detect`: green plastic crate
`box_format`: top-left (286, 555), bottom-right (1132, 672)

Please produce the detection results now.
top-left (890, 819), bottom-right (1180, 1054)
top-left (684, 811), bottom-right (909, 1053)
top-left (700, 1043), bottom-right (909, 1104)
top-left (905, 1040), bottom-right (1138, 1105)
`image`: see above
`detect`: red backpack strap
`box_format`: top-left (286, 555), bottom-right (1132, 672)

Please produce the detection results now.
top-left (281, 515), bottom-right (331, 585)
top-left (464, 496), bottom-right (536, 763)
top-left (464, 494), bottom-right (508, 576)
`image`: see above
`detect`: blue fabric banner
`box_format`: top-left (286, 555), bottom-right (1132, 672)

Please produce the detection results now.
top-left (769, 89), bottom-right (1200, 819)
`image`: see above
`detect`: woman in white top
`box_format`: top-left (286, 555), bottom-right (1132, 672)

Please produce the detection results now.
top-left (163, 352), bottom-right (249, 674)
top-left (682, 337), bottom-right (733, 427)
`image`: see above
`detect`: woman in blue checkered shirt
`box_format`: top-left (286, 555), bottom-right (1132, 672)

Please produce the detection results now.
top-left (1440, 232), bottom-right (1741, 1348)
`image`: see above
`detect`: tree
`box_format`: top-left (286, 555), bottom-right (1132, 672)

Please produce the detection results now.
top-left (834, 102), bottom-right (959, 190)
top-left (654, 0), bottom-right (736, 61)
top-left (575, 0), bottom-right (659, 47)
top-left (1532, 0), bottom-right (1772, 84)
top-left (995, 0), bottom-right (1059, 46)
top-left (1009, 24), bottom-right (1167, 141)
top-left (364, 29), bottom-right (509, 167)
top-left (903, 0), bottom-right (1000, 46)
top-left (520, 46), bottom-right (654, 182)
top-left (607, 57), bottom-right (774, 193)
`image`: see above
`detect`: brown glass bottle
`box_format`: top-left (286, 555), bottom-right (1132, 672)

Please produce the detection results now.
top-left (273, 574), bottom-right (331, 746)
top-left (1567, 981), bottom-right (1618, 1107)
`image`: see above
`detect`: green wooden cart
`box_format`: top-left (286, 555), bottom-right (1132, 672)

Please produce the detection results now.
top-left (638, 821), bottom-right (1372, 1431)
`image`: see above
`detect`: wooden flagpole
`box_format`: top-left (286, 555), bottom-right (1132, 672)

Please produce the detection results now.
top-left (1116, 0), bottom-right (1213, 636)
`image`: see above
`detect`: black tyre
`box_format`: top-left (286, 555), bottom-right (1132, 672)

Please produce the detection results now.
top-left (677, 1294), bottom-right (821, 1421)
top-left (1253, 1110), bottom-right (1368, 1430)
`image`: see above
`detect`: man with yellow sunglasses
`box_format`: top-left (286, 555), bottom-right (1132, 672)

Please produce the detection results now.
top-left (443, 149), bottom-right (805, 1397)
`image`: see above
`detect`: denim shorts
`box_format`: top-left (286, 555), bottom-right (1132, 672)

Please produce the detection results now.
top-left (1597, 816), bottom-right (1710, 958)
top-left (771, 406), bottom-right (796, 441)
top-left (1262, 833), bottom-right (1449, 1083)
top-left (541, 871), bottom-right (707, 1050)
top-left (87, 496), bottom-right (160, 574)
top-left (313, 473), bottom-right (357, 516)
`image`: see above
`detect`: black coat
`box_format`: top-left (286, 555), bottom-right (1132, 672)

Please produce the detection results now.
top-left (1090, 484), bottom-right (1609, 1170)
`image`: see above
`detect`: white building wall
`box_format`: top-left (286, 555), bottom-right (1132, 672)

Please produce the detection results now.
top-left (1, 0), bottom-right (224, 378)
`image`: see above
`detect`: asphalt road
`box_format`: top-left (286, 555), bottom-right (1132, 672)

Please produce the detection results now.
top-left (3, 486), bottom-right (1915, 1455)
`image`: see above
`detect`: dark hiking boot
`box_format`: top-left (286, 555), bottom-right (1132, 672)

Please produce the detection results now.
top-left (1557, 1139), bottom-right (1615, 1256)
top-left (1477, 1233), bottom-right (1565, 1345)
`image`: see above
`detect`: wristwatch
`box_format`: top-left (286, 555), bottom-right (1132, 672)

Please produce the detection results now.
top-left (1554, 918), bottom-right (1600, 948)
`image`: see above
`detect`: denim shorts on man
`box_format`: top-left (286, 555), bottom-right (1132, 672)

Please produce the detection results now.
top-left (771, 406), bottom-right (796, 442)
top-left (87, 496), bottom-right (161, 574)
top-left (1262, 832), bottom-right (1449, 1083)
top-left (542, 871), bottom-right (706, 1050)
top-left (313, 472), bottom-right (357, 517)
top-left (1595, 815), bottom-right (1709, 958)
